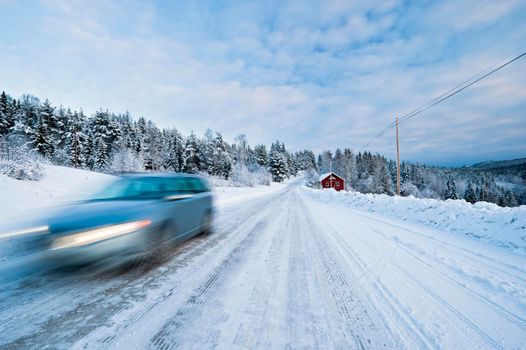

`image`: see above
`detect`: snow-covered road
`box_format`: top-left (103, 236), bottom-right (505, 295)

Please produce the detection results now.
top-left (1, 179), bottom-right (525, 349)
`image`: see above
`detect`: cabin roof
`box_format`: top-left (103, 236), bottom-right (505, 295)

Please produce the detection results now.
top-left (319, 172), bottom-right (344, 182)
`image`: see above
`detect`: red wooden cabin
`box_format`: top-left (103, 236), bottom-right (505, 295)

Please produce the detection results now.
top-left (319, 172), bottom-right (345, 191)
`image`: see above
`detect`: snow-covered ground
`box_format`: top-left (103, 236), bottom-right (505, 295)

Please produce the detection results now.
top-left (303, 187), bottom-right (526, 254)
top-left (0, 168), bottom-right (525, 349)
top-left (0, 165), bottom-right (114, 227)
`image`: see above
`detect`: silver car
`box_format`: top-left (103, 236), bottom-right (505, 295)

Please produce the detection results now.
top-left (6, 174), bottom-right (214, 266)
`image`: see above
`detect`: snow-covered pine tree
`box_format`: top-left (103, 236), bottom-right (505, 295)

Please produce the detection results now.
top-left (269, 141), bottom-right (289, 182)
top-left (144, 121), bottom-right (162, 170)
top-left (30, 99), bottom-right (57, 157)
top-left (463, 181), bottom-right (477, 203)
top-left (411, 164), bottom-right (425, 190)
top-left (233, 134), bottom-right (249, 166)
top-left (182, 132), bottom-right (201, 174)
top-left (254, 144), bottom-right (268, 167)
top-left (83, 131), bottom-right (95, 170)
top-left (445, 177), bottom-right (458, 200)
top-left (0, 91), bottom-right (15, 135)
top-left (340, 148), bottom-right (355, 186)
top-left (294, 150), bottom-right (316, 171)
top-left (332, 148), bottom-right (344, 177)
top-left (32, 118), bottom-right (54, 157)
top-left (94, 138), bottom-right (109, 171)
top-left (502, 190), bottom-right (518, 207)
top-left (212, 132), bottom-right (231, 178)
top-left (200, 129), bottom-right (216, 174)
top-left (66, 111), bottom-right (85, 168)
top-left (318, 150), bottom-right (332, 174)
top-left (373, 160), bottom-right (392, 195)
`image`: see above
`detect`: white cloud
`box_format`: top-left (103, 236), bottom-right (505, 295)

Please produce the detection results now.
top-left (0, 0), bottom-right (524, 165)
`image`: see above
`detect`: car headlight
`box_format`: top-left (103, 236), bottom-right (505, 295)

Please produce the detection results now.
top-left (0, 225), bottom-right (49, 239)
top-left (50, 219), bottom-right (152, 250)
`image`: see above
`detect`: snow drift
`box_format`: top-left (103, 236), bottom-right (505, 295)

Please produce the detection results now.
top-left (303, 186), bottom-right (526, 253)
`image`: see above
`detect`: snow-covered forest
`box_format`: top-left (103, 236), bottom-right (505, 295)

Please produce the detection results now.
top-left (0, 91), bottom-right (315, 186)
top-left (315, 149), bottom-right (524, 207)
top-left (0, 91), bottom-right (523, 207)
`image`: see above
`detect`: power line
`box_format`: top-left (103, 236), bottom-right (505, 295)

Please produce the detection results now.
top-left (366, 57), bottom-right (508, 143)
top-left (360, 51), bottom-right (526, 150)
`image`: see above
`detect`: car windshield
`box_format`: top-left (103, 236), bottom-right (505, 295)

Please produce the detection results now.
top-left (90, 177), bottom-right (194, 200)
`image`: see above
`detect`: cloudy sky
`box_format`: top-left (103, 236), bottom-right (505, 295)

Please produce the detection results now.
top-left (1, 0), bottom-right (525, 166)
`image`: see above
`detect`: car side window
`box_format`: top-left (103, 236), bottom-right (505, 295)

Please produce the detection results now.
top-left (187, 177), bottom-right (207, 193)
top-left (164, 178), bottom-right (192, 193)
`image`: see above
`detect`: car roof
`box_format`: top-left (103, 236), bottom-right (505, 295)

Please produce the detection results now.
top-left (119, 172), bottom-right (202, 179)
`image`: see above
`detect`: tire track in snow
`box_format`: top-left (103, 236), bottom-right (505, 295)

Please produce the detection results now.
top-left (302, 192), bottom-right (506, 349)
top-left (295, 192), bottom-right (402, 349)
top-left (329, 220), bottom-right (502, 349)
top-left (229, 196), bottom-right (291, 349)
top-left (347, 208), bottom-right (526, 284)
top-left (147, 189), bottom-right (295, 350)
top-left (82, 187), bottom-right (290, 349)
top-left (300, 191), bottom-right (460, 349)
top-left (392, 264), bottom-right (503, 350)
top-left (369, 227), bottom-right (526, 331)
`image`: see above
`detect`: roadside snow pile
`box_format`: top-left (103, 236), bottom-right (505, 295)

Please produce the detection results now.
top-left (0, 158), bottom-right (44, 181)
top-left (205, 165), bottom-right (271, 188)
top-left (0, 140), bottom-right (45, 181)
top-left (303, 187), bottom-right (526, 253)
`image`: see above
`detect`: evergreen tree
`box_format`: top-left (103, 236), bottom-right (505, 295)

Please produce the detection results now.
top-left (463, 181), bottom-right (477, 203)
top-left (66, 111), bottom-right (85, 168)
top-left (31, 99), bottom-right (56, 157)
top-left (182, 132), bottom-right (201, 174)
top-left (162, 128), bottom-right (184, 172)
top-left (94, 138), bottom-right (109, 170)
top-left (269, 141), bottom-right (289, 182)
top-left (0, 91), bottom-right (15, 134)
top-left (254, 144), bottom-right (268, 167)
top-left (502, 190), bottom-right (518, 207)
top-left (211, 132), bottom-right (231, 178)
top-left (445, 177), bottom-right (458, 200)
top-left (373, 160), bottom-right (392, 194)
top-left (83, 132), bottom-right (95, 170)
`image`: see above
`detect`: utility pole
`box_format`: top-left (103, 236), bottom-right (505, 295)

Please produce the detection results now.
top-left (396, 116), bottom-right (401, 196)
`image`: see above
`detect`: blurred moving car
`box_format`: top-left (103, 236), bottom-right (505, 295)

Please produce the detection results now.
top-left (2, 174), bottom-right (214, 266)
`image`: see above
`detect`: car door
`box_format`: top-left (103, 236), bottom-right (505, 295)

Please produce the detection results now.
top-left (186, 177), bottom-right (210, 235)
top-left (162, 177), bottom-right (196, 239)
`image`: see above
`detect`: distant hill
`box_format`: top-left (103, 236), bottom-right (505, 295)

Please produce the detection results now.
top-left (469, 158), bottom-right (526, 171)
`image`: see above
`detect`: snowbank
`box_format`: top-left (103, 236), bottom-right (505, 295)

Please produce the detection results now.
top-left (303, 186), bottom-right (526, 253)
top-left (0, 165), bottom-right (114, 227)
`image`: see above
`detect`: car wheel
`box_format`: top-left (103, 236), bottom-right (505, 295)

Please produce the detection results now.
top-left (201, 212), bottom-right (213, 236)
top-left (148, 223), bottom-right (172, 264)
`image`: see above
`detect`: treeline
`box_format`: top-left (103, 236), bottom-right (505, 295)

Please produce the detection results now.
top-left (0, 91), bottom-right (315, 185)
top-left (316, 149), bottom-right (523, 207)
top-left (1, 91), bottom-right (522, 207)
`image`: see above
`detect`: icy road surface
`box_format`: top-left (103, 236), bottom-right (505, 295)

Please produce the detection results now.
top-left (1, 180), bottom-right (525, 349)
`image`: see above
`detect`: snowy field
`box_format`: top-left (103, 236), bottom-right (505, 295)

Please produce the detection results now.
top-left (0, 166), bottom-right (525, 349)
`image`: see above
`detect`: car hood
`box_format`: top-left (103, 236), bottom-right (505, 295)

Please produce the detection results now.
top-left (48, 200), bottom-right (158, 235)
